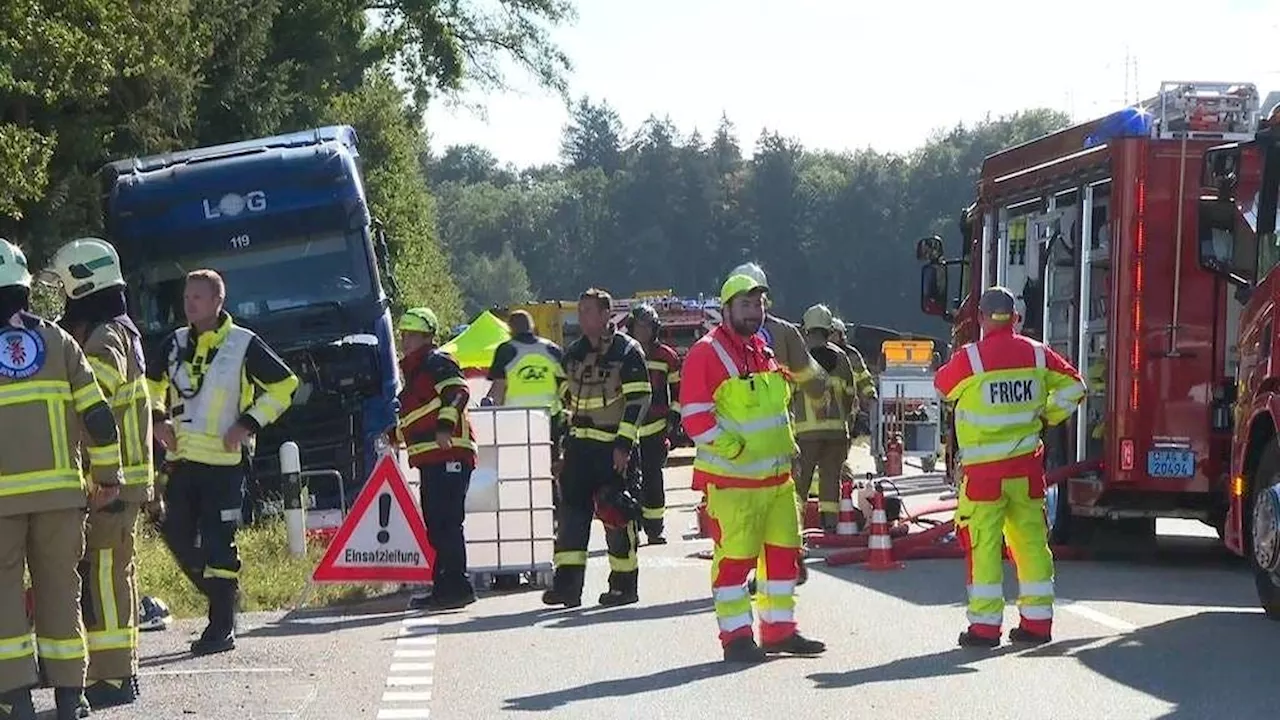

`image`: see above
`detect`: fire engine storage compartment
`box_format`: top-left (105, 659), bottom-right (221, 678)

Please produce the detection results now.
top-left (465, 407), bottom-right (556, 590)
top-left (871, 340), bottom-right (941, 474)
top-left (975, 81), bottom-right (1259, 545)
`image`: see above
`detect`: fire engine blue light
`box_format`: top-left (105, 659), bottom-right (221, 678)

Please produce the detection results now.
top-left (1084, 107), bottom-right (1153, 148)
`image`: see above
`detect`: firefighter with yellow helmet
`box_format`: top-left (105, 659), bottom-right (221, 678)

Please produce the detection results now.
top-left (39, 238), bottom-right (153, 710)
top-left (0, 238), bottom-right (123, 720)
top-left (796, 304), bottom-right (857, 530)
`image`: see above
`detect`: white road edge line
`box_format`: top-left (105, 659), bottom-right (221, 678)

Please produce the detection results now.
top-left (140, 668), bottom-right (293, 677)
top-left (376, 709), bottom-right (431, 719)
top-left (1057, 600), bottom-right (1138, 633)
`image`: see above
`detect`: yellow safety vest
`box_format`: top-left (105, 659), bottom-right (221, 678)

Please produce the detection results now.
top-left (504, 338), bottom-right (563, 415)
top-left (166, 325), bottom-right (255, 466)
top-left (691, 334), bottom-right (795, 484)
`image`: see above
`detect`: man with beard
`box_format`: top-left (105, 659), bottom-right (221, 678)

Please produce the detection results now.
top-left (680, 272), bottom-right (827, 663)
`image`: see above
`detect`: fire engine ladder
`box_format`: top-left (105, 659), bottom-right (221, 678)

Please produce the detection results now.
top-left (1148, 81), bottom-right (1261, 356)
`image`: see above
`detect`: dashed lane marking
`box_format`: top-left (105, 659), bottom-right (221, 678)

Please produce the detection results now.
top-left (378, 615), bottom-right (437, 719)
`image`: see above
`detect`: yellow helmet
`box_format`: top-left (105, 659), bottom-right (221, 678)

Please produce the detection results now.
top-left (0, 239), bottom-right (32, 289)
top-left (729, 262), bottom-right (768, 288)
top-left (39, 237), bottom-right (125, 300)
top-left (802, 304), bottom-right (834, 331)
top-left (720, 273), bottom-right (768, 305)
top-left (398, 307), bottom-right (438, 335)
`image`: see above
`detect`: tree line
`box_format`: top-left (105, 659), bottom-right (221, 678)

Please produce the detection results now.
top-left (1, 0), bottom-right (575, 318)
top-left (429, 101), bottom-right (1072, 335)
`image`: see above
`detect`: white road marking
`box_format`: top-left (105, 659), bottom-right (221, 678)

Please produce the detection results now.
top-left (378, 611), bottom-right (439, 719)
top-left (140, 667), bottom-right (292, 676)
top-left (1057, 600), bottom-right (1138, 633)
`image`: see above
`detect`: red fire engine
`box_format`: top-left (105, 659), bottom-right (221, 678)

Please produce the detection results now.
top-left (918, 81), bottom-right (1264, 549)
top-left (1196, 99), bottom-right (1280, 616)
top-left (609, 290), bottom-right (722, 359)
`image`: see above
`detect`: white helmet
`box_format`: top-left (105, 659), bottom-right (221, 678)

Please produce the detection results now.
top-left (40, 237), bottom-right (125, 300)
top-left (0, 239), bottom-right (32, 289)
top-left (831, 317), bottom-right (847, 335)
top-left (802, 304), bottom-right (834, 331)
top-left (730, 262), bottom-right (768, 288)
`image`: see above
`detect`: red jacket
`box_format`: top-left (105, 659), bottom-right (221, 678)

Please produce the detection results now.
top-left (642, 341), bottom-right (682, 422)
top-left (397, 346), bottom-right (476, 468)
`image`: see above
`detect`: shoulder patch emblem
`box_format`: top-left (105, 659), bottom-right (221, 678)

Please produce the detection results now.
top-left (0, 327), bottom-right (47, 380)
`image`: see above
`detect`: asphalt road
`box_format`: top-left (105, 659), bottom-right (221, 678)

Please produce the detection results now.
top-left (35, 448), bottom-right (1277, 719)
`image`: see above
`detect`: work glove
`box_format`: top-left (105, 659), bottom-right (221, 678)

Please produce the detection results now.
top-left (711, 431), bottom-right (746, 459)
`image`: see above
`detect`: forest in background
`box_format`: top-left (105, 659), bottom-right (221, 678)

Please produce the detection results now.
top-left (429, 102), bottom-right (1072, 335)
top-left (2, 2), bottom-right (1076, 335)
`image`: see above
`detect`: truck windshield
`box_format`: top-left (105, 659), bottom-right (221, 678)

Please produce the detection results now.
top-left (132, 230), bottom-right (374, 333)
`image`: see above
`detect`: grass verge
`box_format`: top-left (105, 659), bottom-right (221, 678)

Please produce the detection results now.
top-left (135, 519), bottom-right (396, 619)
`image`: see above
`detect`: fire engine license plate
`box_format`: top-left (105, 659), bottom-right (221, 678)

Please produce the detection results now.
top-left (1147, 449), bottom-right (1196, 478)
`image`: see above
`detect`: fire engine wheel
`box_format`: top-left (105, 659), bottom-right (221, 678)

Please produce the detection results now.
top-left (920, 456), bottom-right (936, 474)
top-left (1249, 442), bottom-right (1280, 621)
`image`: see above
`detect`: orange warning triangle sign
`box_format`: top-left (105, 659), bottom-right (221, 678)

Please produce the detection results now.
top-left (312, 454), bottom-right (436, 584)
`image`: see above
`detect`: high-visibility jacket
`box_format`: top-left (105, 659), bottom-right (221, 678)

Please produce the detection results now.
top-left (488, 334), bottom-right (567, 415)
top-left (792, 342), bottom-right (855, 439)
top-left (562, 331), bottom-right (651, 448)
top-left (840, 342), bottom-right (877, 400)
top-left (398, 345), bottom-right (476, 467)
top-left (82, 317), bottom-right (154, 502)
top-left (147, 312), bottom-right (298, 467)
top-left (934, 325), bottom-right (1086, 483)
top-left (681, 325), bottom-right (795, 489)
top-left (0, 312), bottom-right (122, 515)
top-left (639, 341), bottom-right (681, 438)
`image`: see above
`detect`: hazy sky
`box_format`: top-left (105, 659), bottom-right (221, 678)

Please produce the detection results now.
top-left (424, 0), bottom-right (1280, 166)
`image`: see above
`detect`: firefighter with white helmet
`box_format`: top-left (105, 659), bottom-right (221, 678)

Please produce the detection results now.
top-left (40, 237), bottom-right (153, 709)
top-left (829, 317), bottom-right (877, 435)
top-left (796, 304), bottom-right (857, 530)
top-left (0, 238), bottom-right (123, 720)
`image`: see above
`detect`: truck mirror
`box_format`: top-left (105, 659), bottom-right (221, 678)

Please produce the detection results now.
top-left (1197, 198), bottom-right (1252, 289)
top-left (1202, 146), bottom-right (1241, 200)
top-left (920, 262), bottom-right (950, 319)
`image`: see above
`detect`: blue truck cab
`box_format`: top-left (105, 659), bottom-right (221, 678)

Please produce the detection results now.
top-left (99, 125), bottom-right (401, 515)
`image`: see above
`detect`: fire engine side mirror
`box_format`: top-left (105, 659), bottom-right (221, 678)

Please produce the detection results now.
top-left (920, 262), bottom-right (951, 320)
top-left (1196, 198), bottom-right (1252, 291)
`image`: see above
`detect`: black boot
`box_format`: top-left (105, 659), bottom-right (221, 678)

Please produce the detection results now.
top-left (1008, 627), bottom-right (1052, 645)
top-left (53, 687), bottom-right (90, 720)
top-left (598, 570), bottom-right (639, 607)
top-left (722, 636), bottom-right (767, 664)
top-left (643, 519), bottom-right (666, 545)
top-left (761, 632), bottom-right (826, 656)
top-left (541, 566), bottom-right (584, 608)
top-left (191, 578), bottom-right (236, 656)
top-left (957, 629), bottom-right (1001, 648)
top-left (85, 676), bottom-right (138, 709)
top-left (0, 686), bottom-right (36, 720)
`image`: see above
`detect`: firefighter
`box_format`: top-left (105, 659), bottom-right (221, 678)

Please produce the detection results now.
top-left (0, 238), bottom-right (123, 720)
top-left (934, 287), bottom-right (1086, 647)
top-left (719, 262), bottom-right (824, 588)
top-left (623, 303), bottom-right (681, 545)
top-left (397, 307), bottom-right (478, 610)
top-left (147, 269), bottom-right (298, 656)
top-left (40, 238), bottom-right (153, 709)
top-left (542, 288), bottom-right (651, 608)
top-left (795, 305), bottom-right (857, 531)
top-left (681, 272), bottom-right (826, 663)
top-left (830, 318), bottom-right (876, 438)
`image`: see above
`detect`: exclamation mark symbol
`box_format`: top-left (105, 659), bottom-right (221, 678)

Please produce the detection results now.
top-left (376, 494), bottom-right (391, 545)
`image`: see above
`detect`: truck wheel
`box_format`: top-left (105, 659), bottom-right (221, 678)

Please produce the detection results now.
top-left (1250, 442), bottom-right (1280, 620)
top-left (921, 456), bottom-right (936, 473)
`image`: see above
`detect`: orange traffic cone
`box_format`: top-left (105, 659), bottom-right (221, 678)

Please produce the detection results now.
top-left (864, 486), bottom-right (904, 571)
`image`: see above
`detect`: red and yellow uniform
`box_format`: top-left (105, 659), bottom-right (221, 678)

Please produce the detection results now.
top-left (935, 319), bottom-right (1085, 644)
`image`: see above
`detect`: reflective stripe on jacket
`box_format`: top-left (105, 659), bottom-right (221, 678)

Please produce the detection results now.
top-left (0, 312), bottom-right (121, 514)
top-left (640, 342), bottom-right (681, 437)
top-left (563, 332), bottom-right (651, 448)
top-left (680, 326), bottom-right (795, 490)
top-left (398, 346), bottom-right (476, 467)
top-left (83, 318), bottom-right (153, 501)
top-left (792, 342), bottom-right (854, 439)
top-left (934, 326), bottom-right (1086, 482)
